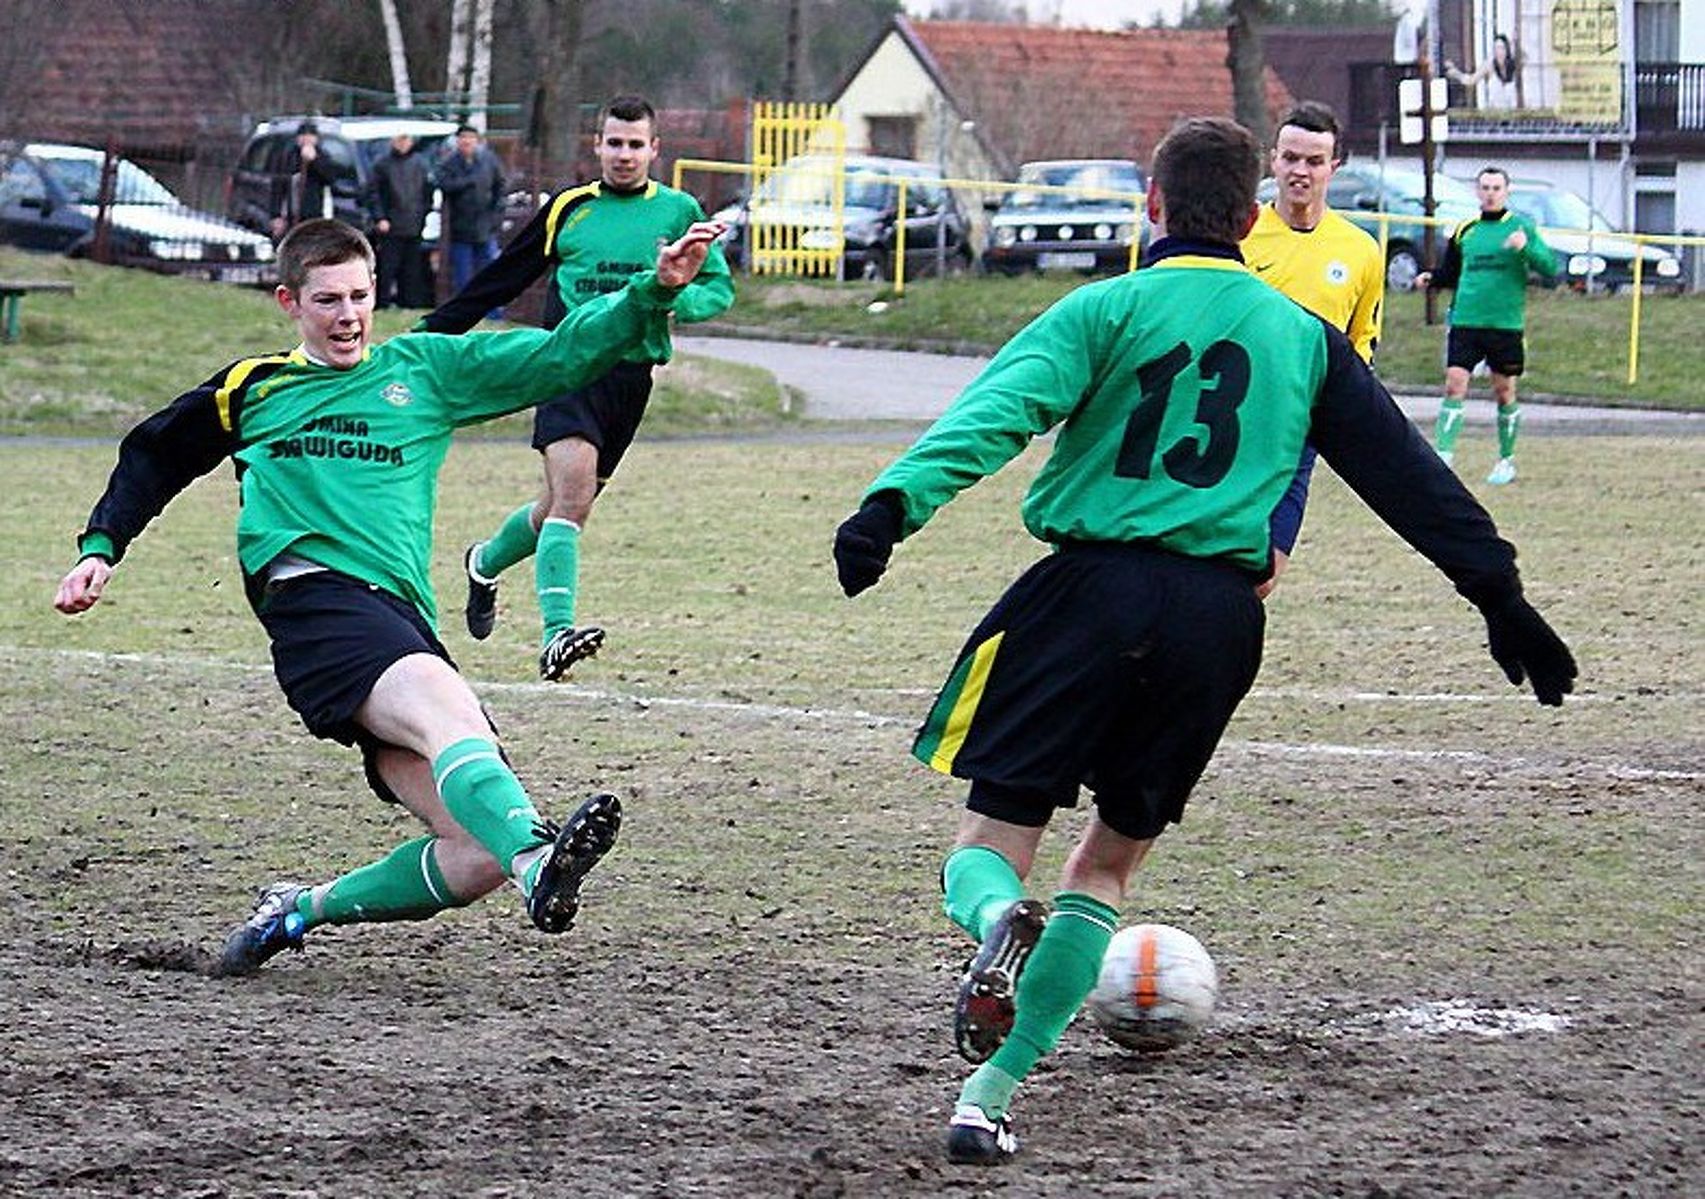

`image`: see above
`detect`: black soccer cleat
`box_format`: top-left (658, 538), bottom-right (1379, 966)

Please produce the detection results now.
top-left (464, 543), bottom-right (499, 640)
top-left (946, 1104), bottom-right (1019, 1165)
top-left (954, 897), bottom-right (1049, 1064)
top-left (217, 882), bottom-right (307, 977)
top-left (538, 625), bottom-right (605, 682)
top-left (527, 793), bottom-right (622, 934)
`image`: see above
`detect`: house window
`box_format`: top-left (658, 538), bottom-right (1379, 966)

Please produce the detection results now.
top-left (1634, 0), bottom-right (1679, 62)
top-left (866, 116), bottom-right (917, 160)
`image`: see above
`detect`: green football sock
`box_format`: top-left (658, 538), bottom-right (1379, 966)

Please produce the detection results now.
top-left (294, 835), bottom-right (469, 929)
top-left (536, 517), bottom-right (582, 643)
top-left (1435, 397), bottom-right (1466, 455)
top-left (475, 503), bottom-right (541, 578)
top-left (433, 738), bottom-right (544, 885)
top-left (961, 891), bottom-right (1118, 1114)
top-left (942, 845), bottom-right (1026, 940)
top-left (1496, 404), bottom-right (1521, 458)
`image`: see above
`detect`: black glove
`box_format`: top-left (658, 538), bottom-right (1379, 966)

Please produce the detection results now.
top-left (834, 493), bottom-right (904, 597)
top-left (1479, 592), bottom-right (1577, 706)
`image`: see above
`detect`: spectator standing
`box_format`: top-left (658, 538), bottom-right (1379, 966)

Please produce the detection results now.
top-left (271, 120), bottom-right (339, 239)
top-left (368, 132), bottom-right (435, 308)
top-left (437, 123), bottom-right (508, 298)
top-left (1416, 165), bottom-right (1557, 484)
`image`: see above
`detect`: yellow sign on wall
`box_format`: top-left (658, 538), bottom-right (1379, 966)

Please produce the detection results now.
top-left (1550, 0), bottom-right (1622, 124)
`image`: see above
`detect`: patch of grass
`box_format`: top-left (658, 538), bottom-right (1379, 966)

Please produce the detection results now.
top-left (711, 271), bottom-right (1705, 409)
top-left (0, 248), bottom-right (790, 438)
top-left (1, 433), bottom-right (1698, 986)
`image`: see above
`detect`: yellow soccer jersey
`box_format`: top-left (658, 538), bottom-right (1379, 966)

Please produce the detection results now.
top-left (1241, 204), bottom-right (1384, 362)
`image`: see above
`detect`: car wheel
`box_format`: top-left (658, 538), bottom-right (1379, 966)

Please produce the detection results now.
top-left (860, 248), bottom-right (890, 282)
top-left (1387, 246), bottom-right (1421, 291)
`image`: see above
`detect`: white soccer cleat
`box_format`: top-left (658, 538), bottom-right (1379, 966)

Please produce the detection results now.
top-left (1487, 457), bottom-right (1517, 485)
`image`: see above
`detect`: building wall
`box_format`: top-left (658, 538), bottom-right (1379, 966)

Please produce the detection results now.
top-left (835, 31), bottom-right (996, 186)
top-left (832, 29), bottom-right (1003, 249)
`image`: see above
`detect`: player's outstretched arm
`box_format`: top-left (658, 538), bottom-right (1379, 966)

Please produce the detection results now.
top-left (656, 222), bottom-right (726, 289)
top-left (55, 556), bottom-right (113, 614)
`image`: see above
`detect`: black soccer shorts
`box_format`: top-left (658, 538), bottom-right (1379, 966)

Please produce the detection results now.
top-left (257, 569), bottom-right (485, 803)
top-left (1446, 326), bottom-right (1526, 377)
top-left (913, 541), bottom-right (1265, 841)
top-left (531, 360), bottom-right (656, 484)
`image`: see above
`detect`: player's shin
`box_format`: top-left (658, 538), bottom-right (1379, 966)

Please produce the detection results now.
top-left (536, 517), bottom-right (582, 640)
top-left (942, 845), bottom-right (1027, 940)
top-left (1497, 404), bottom-right (1521, 459)
top-left (478, 502), bottom-right (543, 576)
top-left (433, 738), bottom-right (546, 886)
top-left (977, 892), bottom-right (1119, 1091)
top-left (300, 835), bottom-right (472, 927)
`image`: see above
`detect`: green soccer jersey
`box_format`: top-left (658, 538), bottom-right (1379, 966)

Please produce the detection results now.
top-left (421, 180), bottom-right (733, 364)
top-left (869, 254), bottom-right (1327, 571)
top-left (80, 272), bottom-right (682, 626)
top-left (1437, 210), bottom-right (1556, 330)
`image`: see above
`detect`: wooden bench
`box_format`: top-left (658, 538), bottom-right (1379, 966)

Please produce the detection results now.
top-left (0, 279), bottom-right (76, 343)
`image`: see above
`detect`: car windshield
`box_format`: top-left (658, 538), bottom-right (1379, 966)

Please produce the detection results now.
top-left (1508, 187), bottom-right (1614, 232)
top-left (1006, 162), bottom-right (1142, 210)
top-left (38, 153), bottom-right (179, 205)
top-left (755, 160), bottom-right (936, 211)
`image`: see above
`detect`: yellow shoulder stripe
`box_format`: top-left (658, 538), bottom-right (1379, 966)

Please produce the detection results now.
top-left (544, 183), bottom-right (602, 253)
top-left (214, 356), bottom-right (290, 432)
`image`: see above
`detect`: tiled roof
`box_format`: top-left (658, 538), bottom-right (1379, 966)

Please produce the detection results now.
top-left (904, 19), bottom-right (1293, 173)
top-left (14, 1), bottom-right (248, 154)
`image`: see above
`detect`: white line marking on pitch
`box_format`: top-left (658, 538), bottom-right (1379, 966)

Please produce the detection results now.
top-left (9, 644), bottom-right (1701, 782)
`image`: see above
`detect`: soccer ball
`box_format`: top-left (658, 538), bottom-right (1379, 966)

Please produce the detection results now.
top-left (1086, 923), bottom-right (1218, 1052)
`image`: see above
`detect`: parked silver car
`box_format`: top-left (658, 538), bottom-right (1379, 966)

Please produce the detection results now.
top-left (1, 141), bottom-right (274, 282)
top-left (1501, 178), bottom-right (1684, 293)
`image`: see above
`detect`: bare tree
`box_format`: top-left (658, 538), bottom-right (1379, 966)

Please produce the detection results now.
top-left (1227, 0), bottom-right (1272, 145)
top-left (446, 0), bottom-right (472, 116)
top-left (378, 0), bottom-right (414, 110)
top-left (467, 0), bottom-right (495, 131)
top-left (517, 0), bottom-right (590, 163)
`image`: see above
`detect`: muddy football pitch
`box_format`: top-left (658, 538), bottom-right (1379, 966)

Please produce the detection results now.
top-left (1, 433), bottom-right (1698, 1196)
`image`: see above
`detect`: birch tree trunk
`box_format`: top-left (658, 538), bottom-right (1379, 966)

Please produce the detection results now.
top-left (378, 0), bottom-right (413, 110)
top-left (445, 0), bottom-right (471, 118)
top-left (467, 0), bottom-right (495, 132)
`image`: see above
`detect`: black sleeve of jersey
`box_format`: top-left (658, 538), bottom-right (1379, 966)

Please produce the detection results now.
top-left (418, 200), bottom-right (552, 333)
top-left (1307, 323), bottom-right (1520, 605)
top-left (82, 376), bottom-right (240, 565)
top-left (1430, 233), bottom-right (1462, 289)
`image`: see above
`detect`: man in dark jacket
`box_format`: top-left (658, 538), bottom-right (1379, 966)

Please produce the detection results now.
top-left (271, 120), bottom-right (340, 239)
top-left (369, 132), bottom-right (435, 308)
top-left (437, 123), bottom-right (508, 296)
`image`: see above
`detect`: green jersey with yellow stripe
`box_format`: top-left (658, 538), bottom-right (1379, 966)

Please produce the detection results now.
top-left (79, 273), bottom-right (682, 626)
top-left (421, 180), bottom-right (733, 364)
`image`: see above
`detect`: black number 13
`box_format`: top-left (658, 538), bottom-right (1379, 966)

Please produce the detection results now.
top-left (1114, 339), bottom-right (1251, 488)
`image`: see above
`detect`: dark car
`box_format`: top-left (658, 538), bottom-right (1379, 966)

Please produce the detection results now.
top-left (715, 154), bottom-right (971, 280)
top-left (982, 158), bottom-right (1146, 276)
top-left (226, 115), bottom-right (458, 238)
top-left (1, 141), bottom-right (275, 282)
top-left (1500, 178), bottom-right (1683, 293)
